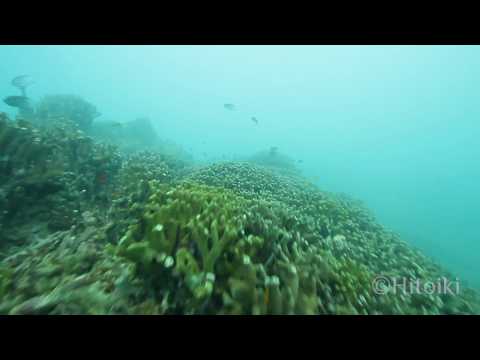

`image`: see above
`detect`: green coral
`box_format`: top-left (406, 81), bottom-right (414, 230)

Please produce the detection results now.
top-left (115, 181), bottom-right (248, 311)
top-left (2, 112), bottom-right (480, 315)
top-left (182, 162), bottom-right (480, 314)
top-left (118, 181), bottom-right (244, 266)
top-left (113, 181), bottom-right (337, 314)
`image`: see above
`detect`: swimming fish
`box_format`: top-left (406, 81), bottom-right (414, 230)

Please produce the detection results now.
top-left (224, 103), bottom-right (235, 111)
top-left (11, 75), bottom-right (35, 97)
top-left (3, 96), bottom-right (32, 109)
top-left (251, 116), bottom-right (258, 125)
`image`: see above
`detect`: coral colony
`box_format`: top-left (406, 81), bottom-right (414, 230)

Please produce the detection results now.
top-left (0, 94), bottom-right (479, 315)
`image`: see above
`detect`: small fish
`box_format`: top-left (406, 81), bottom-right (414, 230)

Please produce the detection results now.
top-left (224, 103), bottom-right (235, 111)
top-left (111, 122), bottom-right (124, 128)
top-left (269, 146), bottom-right (278, 156)
top-left (297, 159), bottom-right (303, 163)
top-left (11, 75), bottom-right (35, 97)
top-left (251, 116), bottom-right (258, 125)
top-left (3, 96), bottom-right (32, 109)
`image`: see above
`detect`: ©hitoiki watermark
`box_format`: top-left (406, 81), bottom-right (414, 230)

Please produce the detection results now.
top-left (372, 275), bottom-right (461, 296)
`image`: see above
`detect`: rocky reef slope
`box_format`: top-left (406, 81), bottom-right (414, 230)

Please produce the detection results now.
top-left (0, 113), bottom-right (479, 315)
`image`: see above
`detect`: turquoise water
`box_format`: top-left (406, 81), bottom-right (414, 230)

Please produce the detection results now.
top-left (1, 45), bottom-right (479, 289)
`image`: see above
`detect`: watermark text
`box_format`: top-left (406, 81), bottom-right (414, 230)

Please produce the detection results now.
top-left (372, 276), bottom-right (460, 296)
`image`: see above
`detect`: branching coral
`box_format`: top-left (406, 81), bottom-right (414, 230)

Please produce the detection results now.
top-left (112, 181), bottom-right (370, 314)
top-left (181, 162), bottom-right (480, 314)
top-left (1, 114), bottom-right (479, 315)
top-left (115, 182), bottom-right (247, 311)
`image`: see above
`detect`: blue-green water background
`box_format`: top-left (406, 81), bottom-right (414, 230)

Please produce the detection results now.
top-left (1, 45), bottom-right (479, 288)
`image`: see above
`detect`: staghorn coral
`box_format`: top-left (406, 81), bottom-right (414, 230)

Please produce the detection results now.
top-left (1, 113), bottom-right (479, 314)
top-left (115, 181), bottom-right (247, 313)
top-left (182, 162), bottom-right (480, 314)
top-left (2, 159), bottom-right (479, 314)
top-left (111, 179), bottom-right (476, 315)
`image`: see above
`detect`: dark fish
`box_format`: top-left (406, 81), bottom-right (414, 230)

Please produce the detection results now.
top-left (11, 75), bottom-right (34, 96)
top-left (269, 146), bottom-right (278, 156)
top-left (224, 103), bottom-right (235, 111)
top-left (3, 96), bottom-right (32, 109)
top-left (297, 159), bottom-right (303, 163)
top-left (251, 116), bottom-right (258, 125)
top-left (111, 122), bottom-right (123, 128)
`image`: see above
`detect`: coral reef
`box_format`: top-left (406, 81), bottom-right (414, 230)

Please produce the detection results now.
top-left (90, 117), bottom-right (194, 169)
top-left (0, 225), bottom-right (143, 314)
top-left (90, 117), bottom-right (159, 151)
top-left (1, 113), bottom-right (479, 315)
top-left (114, 181), bottom-right (246, 313)
top-left (0, 114), bottom-right (121, 247)
top-left (35, 94), bottom-right (101, 131)
top-left (110, 179), bottom-right (480, 314)
top-left (185, 162), bottom-right (320, 209)
top-left (181, 162), bottom-right (480, 314)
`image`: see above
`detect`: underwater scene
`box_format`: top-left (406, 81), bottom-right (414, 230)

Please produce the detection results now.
top-left (0, 45), bottom-right (479, 315)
